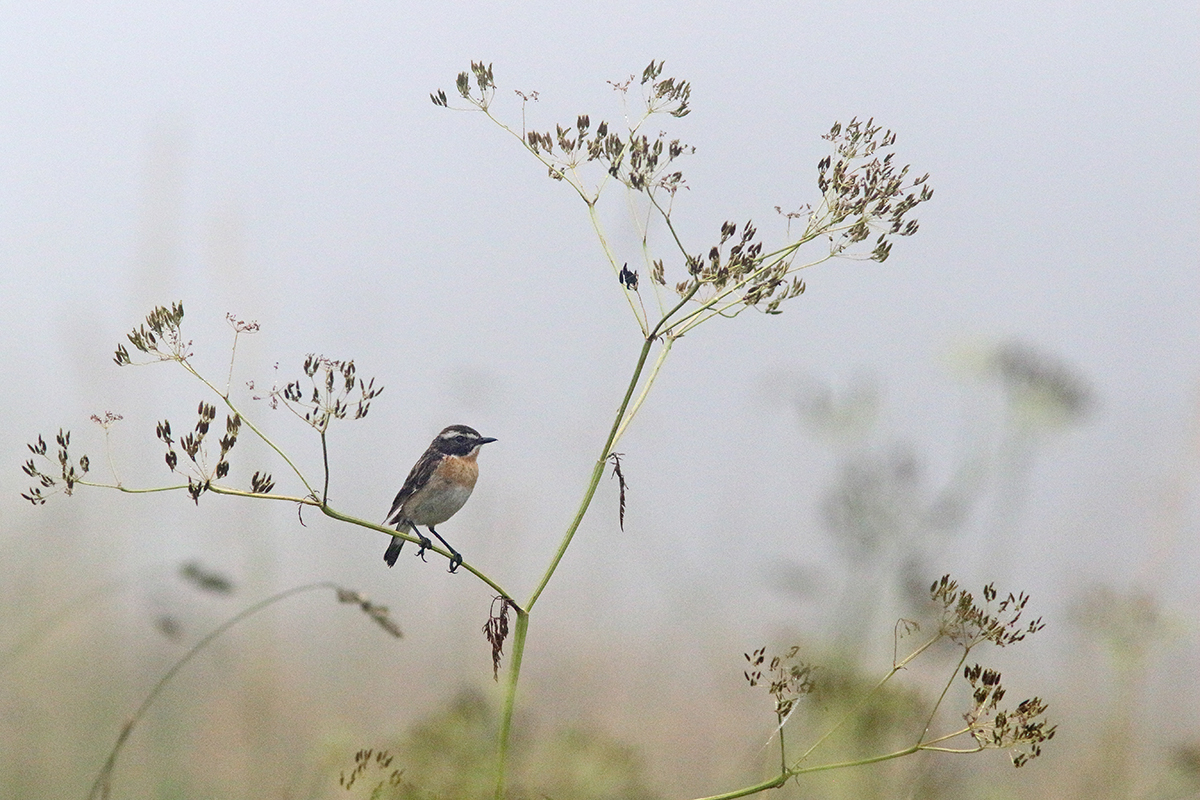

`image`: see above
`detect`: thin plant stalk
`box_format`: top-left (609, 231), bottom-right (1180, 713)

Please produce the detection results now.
top-left (318, 504), bottom-right (517, 604)
top-left (493, 609), bottom-right (529, 800)
top-left (611, 336), bottom-right (674, 444)
top-left (793, 632), bottom-right (939, 765)
top-left (88, 582), bottom-right (346, 800)
top-left (494, 292), bottom-right (693, 797)
top-left (524, 335), bottom-right (654, 613)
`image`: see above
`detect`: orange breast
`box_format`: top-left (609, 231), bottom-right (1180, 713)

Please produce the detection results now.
top-left (439, 453), bottom-right (479, 489)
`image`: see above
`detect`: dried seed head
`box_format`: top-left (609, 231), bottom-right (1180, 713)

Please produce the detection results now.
top-left (483, 597), bottom-right (518, 680)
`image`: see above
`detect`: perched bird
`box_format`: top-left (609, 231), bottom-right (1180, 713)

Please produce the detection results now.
top-left (384, 424), bottom-right (496, 572)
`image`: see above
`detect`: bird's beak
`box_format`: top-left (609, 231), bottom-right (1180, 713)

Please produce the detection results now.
top-left (478, 437), bottom-right (498, 445)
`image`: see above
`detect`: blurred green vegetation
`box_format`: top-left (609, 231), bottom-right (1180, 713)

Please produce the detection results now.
top-left (345, 689), bottom-right (659, 800)
top-left (4, 344), bottom-right (1197, 800)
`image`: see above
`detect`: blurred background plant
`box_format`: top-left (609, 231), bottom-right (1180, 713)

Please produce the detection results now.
top-left (789, 340), bottom-right (1092, 655)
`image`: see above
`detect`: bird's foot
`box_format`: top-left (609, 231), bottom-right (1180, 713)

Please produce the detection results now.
top-left (415, 535), bottom-right (433, 561)
top-left (447, 550), bottom-right (463, 574)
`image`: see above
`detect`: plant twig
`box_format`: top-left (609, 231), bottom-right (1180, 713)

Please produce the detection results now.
top-left (89, 581), bottom-right (397, 800)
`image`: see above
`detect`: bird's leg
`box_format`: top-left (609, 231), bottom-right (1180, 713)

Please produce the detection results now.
top-left (427, 526), bottom-right (462, 573)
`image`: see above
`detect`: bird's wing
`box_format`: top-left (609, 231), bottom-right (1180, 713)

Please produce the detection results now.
top-left (385, 452), bottom-right (439, 525)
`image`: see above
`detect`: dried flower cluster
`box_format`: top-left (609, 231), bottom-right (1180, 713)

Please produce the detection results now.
top-left (21, 429), bottom-right (88, 504)
top-left (339, 748), bottom-right (403, 792)
top-left (90, 411), bottom-right (124, 430)
top-left (931, 574), bottom-right (1045, 648)
top-left (815, 118), bottom-right (933, 262)
top-left (744, 645), bottom-right (816, 721)
top-left (225, 313), bottom-right (260, 334)
top-left (458, 61), bottom-right (496, 108)
top-left (657, 119), bottom-right (930, 323)
top-left (20, 305), bottom-right (390, 513)
top-left (607, 452), bottom-right (627, 530)
top-left (431, 62), bottom-right (932, 338)
top-left (521, 99), bottom-right (693, 191)
top-left (436, 60), bottom-right (693, 194)
top-left (483, 596), bottom-right (517, 680)
top-left (269, 355), bottom-right (383, 433)
top-left (249, 470), bottom-right (275, 494)
top-left (962, 663), bottom-right (1056, 767)
top-left (113, 302), bottom-right (190, 365)
top-left (675, 219), bottom-right (807, 315)
top-left (156, 402), bottom-right (241, 503)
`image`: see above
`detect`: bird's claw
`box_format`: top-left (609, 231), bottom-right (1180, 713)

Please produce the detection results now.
top-left (415, 536), bottom-right (433, 561)
top-left (447, 552), bottom-right (463, 574)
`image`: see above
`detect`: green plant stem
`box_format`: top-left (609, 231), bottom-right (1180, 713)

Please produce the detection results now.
top-left (493, 609), bottom-right (529, 800)
top-left (524, 334), bottom-right (655, 612)
top-left (76, 478), bottom-right (317, 506)
top-left (318, 504), bottom-right (518, 604)
top-left (921, 647), bottom-right (970, 738)
top-left (646, 192), bottom-right (692, 261)
top-left (692, 737), bottom-right (960, 800)
top-left (794, 633), bottom-right (940, 765)
top-left (690, 773), bottom-right (790, 800)
top-left (777, 716), bottom-right (787, 775)
top-left (584, 198), bottom-right (648, 334)
top-left (797, 743), bottom-right (923, 776)
top-left (611, 336), bottom-right (673, 444)
top-left (72, 478), bottom-right (516, 603)
top-left (76, 479), bottom-right (191, 494)
top-left (626, 189), bottom-right (668, 318)
top-left (102, 429), bottom-right (121, 487)
top-left (493, 290), bottom-right (698, 799)
top-left (320, 429), bottom-right (331, 504)
top-left (921, 745), bottom-right (982, 754)
top-left (208, 485), bottom-right (316, 504)
top-left (225, 329), bottom-right (241, 397)
top-left (922, 727), bottom-right (974, 747)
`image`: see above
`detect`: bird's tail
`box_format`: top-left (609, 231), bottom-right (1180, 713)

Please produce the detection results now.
top-left (384, 536), bottom-right (403, 567)
top-left (384, 520), bottom-right (412, 567)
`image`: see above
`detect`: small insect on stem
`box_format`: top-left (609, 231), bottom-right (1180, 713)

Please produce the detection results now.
top-left (618, 263), bottom-right (639, 291)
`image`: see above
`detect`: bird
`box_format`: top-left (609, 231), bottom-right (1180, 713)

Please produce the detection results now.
top-left (384, 424), bottom-right (496, 572)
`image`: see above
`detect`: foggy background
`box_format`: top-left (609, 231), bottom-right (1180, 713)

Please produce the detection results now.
top-left (2, 2), bottom-right (1198, 798)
